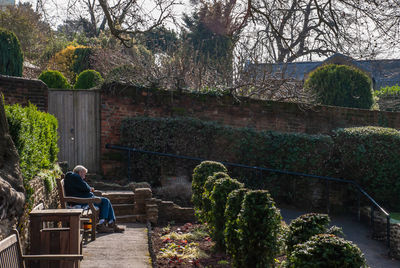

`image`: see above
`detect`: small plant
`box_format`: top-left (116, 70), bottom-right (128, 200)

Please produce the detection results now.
top-left (0, 28), bottom-right (23, 77)
top-left (286, 213), bottom-right (342, 253)
top-left (305, 64), bottom-right (373, 109)
top-left (235, 190), bottom-right (282, 268)
top-left (192, 161), bottom-right (228, 218)
top-left (38, 70), bottom-right (71, 89)
top-left (287, 234), bottom-right (367, 268)
top-left (374, 84), bottom-right (400, 97)
top-left (224, 188), bottom-right (248, 260)
top-left (74, 69), bottom-right (103, 89)
top-left (209, 177), bottom-right (244, 251)
top-left (201, 172), bottom-right (231, 223)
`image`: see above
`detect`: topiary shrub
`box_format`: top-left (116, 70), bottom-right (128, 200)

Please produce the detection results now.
top-left (38, 70), bottom-right (71, 89)
top-left (0, 28), bottom-right (23, 77)
top-left (74, 69), bottom-right (103, 89)
top-left (201, 172), bottom-right (231, 224)
top-left (286, 213), bottom-right (343, 253)
top-left (224, 188), bottom-right (248, 261)
top-left (287, 234), bottom-right (367, 268)
top-left (235, 190), bottom-right (282, 268)
top-left (305, 64), bottom-right (373, 109)
top-left (192, 161), bottom-right (228, 217)
top-left (209, 177), bottom-right (244, 251)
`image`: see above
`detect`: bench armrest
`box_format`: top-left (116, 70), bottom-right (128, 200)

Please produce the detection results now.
top-left (63, 196), bottom-right (101, 205)
top-left (23, 254), bottom-right (83, 261)
top-left (93, 190), bottom-right (103, 196)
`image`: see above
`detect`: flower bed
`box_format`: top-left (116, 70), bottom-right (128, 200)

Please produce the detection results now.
top-left (150, 223), bottom-right (231, 267)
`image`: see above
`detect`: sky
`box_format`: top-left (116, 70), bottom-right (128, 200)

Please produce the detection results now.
top-left (17, 0), bottom-right (192, 29)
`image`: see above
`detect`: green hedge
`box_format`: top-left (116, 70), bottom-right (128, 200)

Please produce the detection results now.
top-left (5, 103), bottom-right (59, 180)
top-left (287, 234), bottom-right (367, 268)
top-left (333, 126), bottom-right (400, 210)
top-left (121, 116), bottom-right (400, 211)
top-left (74, 69), bottom-right (103, 89)
top-left (120, 117), bottom-right (333, 201)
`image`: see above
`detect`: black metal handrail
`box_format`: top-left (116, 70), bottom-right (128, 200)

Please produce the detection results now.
top-left (106, 143), bottom-right (391, 247)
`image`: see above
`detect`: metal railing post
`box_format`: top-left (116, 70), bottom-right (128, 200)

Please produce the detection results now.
top-left (127, 150), bottom-right (132, 180)
top-left (387, 215), bottom-right (391, 248)
top-left (357, 190), bottom-right (361, 221)
top-left (325, 180), bottom-right (330, 214)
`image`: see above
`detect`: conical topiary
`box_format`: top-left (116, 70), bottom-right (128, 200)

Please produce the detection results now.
top-left (0, 28), bottom-right (23, 77)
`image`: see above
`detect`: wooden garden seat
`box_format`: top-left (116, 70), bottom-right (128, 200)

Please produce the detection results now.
top-left (0, 229), bottom-right (83, 268)
top-left (56, 175), bottom-right (101, 241)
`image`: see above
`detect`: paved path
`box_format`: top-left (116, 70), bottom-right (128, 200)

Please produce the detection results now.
top-left (281, 207), bottom-right (400, 268)
top-left (81, 223), bottom-right (151, 268)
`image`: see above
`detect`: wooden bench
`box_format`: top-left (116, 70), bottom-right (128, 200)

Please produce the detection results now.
top-left (56, 175), bottom-right (101, 241)
top-left (0, 229), bottom-right (83, 268)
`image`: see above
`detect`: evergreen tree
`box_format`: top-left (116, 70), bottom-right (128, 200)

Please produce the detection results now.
top-left (0, 28), bottom-right (23, 77)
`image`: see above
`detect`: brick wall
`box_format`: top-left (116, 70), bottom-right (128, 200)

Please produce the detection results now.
top-left (100, 83), bottom-right (400, 175)
top-left (0, 75), bottom-right (48, 111)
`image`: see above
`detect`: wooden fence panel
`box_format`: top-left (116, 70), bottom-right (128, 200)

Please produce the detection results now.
top-left (48, 90), bottom-right (100, 172)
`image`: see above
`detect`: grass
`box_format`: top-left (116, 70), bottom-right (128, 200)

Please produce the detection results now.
top-left (391, 212), bottom-right (400, 222)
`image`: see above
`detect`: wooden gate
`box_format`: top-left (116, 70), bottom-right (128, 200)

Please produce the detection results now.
top-left (48, 90), bottom-right (100, 172)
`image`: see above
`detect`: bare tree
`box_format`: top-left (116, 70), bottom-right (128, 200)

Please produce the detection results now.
top-left (248, 0), bottom-right (400, 63)
top-left (97, 0), bottom-right (180, 46)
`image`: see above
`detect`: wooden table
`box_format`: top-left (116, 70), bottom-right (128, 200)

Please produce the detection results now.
top-left (29, 209), bottom-right (83, 268)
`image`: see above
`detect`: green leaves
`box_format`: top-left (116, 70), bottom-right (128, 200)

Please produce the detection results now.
top-left (5, 103), bottom-right (59, 180)
top-left (287, 234), bottom-right (367, 268)
top-left (38, 70), bottom-right (71, 89)
top-left (305, 64), bottom-right (374, 109)
top-left (0, 28), bottom-right (23, 77)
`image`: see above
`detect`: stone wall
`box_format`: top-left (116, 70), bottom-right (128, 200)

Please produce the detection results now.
top-left (0, 75), bottom-right (48, 111)
top-left (100, 83), bottom-right (400, 176)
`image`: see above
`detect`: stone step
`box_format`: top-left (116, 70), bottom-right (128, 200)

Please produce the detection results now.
top-left (101, 191), bottom-right (135, 204)
top-left (116, 214), bottom-right (147, 223)
top-left (113, 204), bottom-right (135, 216)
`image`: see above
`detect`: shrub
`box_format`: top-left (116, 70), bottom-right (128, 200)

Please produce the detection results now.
top-left (333, 126), bottom-right (400, 210)
top-left (191, 161), bottom-right (228, 217)
top-left (287, 234), bottom-right (367, 268)
top-left (72, 47), bottom-right (92, 75)
top-left (74, 69), bottom-right (103, 89)
top-left (0, 28), bottom-right (23, 76)
top-left (121, 116), bottom-right (332, 200)
top-left (235, 190), bottom-right (282, 268)
top-left (286, 213), bottom-right (343, 253)
top-left (201, 172), bottom-right (231, 223)
top-left (209, 177), bottom-right (244, 251)
top-left (305, 64), bottom-right (373, 109)
top-left (38, 70), bottom-right (71, 89)
top-left (224, 188), bottom-right (248, 260)
top-left (374, 84), bottom-right (400, 97)
top-left (5, 103), bottom-right (59, 180)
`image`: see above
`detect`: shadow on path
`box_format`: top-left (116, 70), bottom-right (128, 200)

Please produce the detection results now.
top-left (280, 207), bottom-right (399, 268)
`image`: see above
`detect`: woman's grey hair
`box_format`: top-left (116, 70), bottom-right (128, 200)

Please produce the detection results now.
top-left (73, 165), bottom-right (88, 174)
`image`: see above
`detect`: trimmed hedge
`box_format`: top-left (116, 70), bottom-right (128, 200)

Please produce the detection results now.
top-left (74, 69), bottom-right (103, 89)
top-left (209, 177), bottom-right (244, 251)
top-left (224, 188), bottom-right (248, 261)
top-left (201, 172), bottom-right (231, 224)
top-left (5, 103), bottom-right (59, 180)
top-left (286, 213), bottom-right (343, 253)
top-left (235, 190), bottom-right (282, 267)
top-left (287, 234), bottom-right (367, 268)
top-left (120, 117), bottom-right (333, 200)
top-left (305, 64), bottom-right (373, 109)
top-left (191, 161), bottom-right (228, 217)
top-left (38, 70), bottom-right (71, 89)
top-left (333, 126), bottom-right (400, 210)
